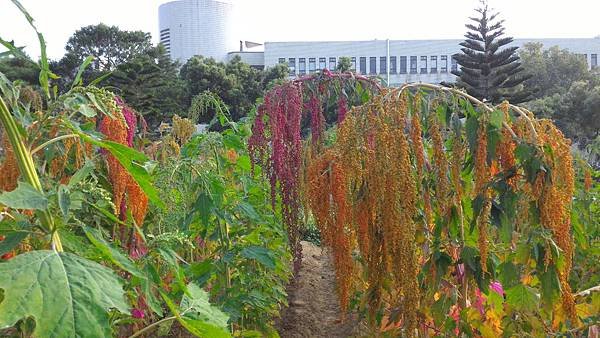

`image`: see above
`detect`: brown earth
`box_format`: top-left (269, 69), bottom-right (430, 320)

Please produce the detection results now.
top-left (277, 241), bottom-right (360, 338)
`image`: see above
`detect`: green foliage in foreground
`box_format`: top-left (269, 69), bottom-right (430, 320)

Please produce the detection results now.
top-left (0, 251), bottom-right (129, 337)
top-left (0, 2), bottom-right (291, 336)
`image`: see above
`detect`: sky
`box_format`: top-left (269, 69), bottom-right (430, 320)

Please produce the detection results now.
top-left (1, 0), bottom-right (599, 60)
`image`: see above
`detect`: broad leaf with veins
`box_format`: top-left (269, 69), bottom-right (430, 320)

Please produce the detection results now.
top-left (0, 250), bottom-right (129, 338)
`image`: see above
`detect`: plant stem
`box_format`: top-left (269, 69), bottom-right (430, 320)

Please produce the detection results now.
top-left (575, 284), bottom-right (600, 298)
top-left (391, 83), bottom-right (520, 139)
top-left (213, 145), bottom-right (231, 288)
top-left (0, 96), bottom-right (63, 251)
top-left (31, 134), bottom-right (79, 155)
top-left (127, 316), bottom-right (176, 338)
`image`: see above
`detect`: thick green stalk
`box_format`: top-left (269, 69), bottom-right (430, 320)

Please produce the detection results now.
top-left (0, 96), bottom-right (63, 251)
top-left (213, 145), bottom-right (231, 288)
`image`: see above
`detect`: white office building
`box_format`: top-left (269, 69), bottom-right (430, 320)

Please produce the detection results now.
top-left (158, 0), bottom-right (235, 63)
top-left (156, 2), bottom-right (599, 85)
top-left (260, 38), bottom-right (600, 86)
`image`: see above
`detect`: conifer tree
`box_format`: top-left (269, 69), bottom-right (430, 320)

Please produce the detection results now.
top-left (452, 1), bottom-right (531, 103)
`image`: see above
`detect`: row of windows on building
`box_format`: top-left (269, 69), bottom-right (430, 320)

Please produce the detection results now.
top-left (159, 28), bottom-right (171, 53)
top-left (576, 53), bottom-right (599, 68)
top-left (591, 54), bottom-right (598, 68)
top-left (278, 55), bottom-right (460, 76)
top-left (278, 53), bottom-right (599, 76)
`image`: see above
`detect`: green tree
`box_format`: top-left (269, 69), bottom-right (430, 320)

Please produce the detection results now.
top-left (52, 24), bottom-right (154, 91)
top-left (180, 55), bottom-right (234, 108)
top-left (107, 45), bottom-right (186, 127)
top-left (520, 43), bottom-right (599, 145)
top-left (519, 43), bottom-right (590, 98)
top-left (262, 63), bottom-right (288, 88)
top-left (525, 80), bottom-right (600, 145)
top-left (0, 56), bottom-right (39, 85)
top-left (452, 1), bottom-right (530, 103)
top-left (181, 56), bottom-right (287, 122)
top-left (225, 56), bottom-right (263, 120)
top-left (64, 24), bottom-right (152, 72)
top-left (336, 57), bottom-right (352, 72)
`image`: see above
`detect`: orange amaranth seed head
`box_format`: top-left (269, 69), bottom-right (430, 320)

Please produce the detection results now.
top-left (99, 111), bottom-right (129, 216)
top-left (474, 120), bottom-right (491, 273)
top-left (0, 129), bottom-right (19, 192)
top-left (584, 169), bottom-right (592, 192)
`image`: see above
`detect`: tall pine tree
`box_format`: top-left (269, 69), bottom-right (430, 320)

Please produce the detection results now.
top-left (452, 1), bottom-right (531, 103)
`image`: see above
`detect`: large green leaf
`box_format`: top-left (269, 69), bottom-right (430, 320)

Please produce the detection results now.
top-left (0, 250), bottom-right (129, 337)
top-left (539, 264), bottom-right (561, 311)
top-left (71, 56), bottom-right (94, 89)
top-left (0, 231), bottom-right (27, 256)
top-left (160, 284), bottom-right (231, 338)
top-left (82, 226), bottom-right (144, 278)
top-left (57, 185), bottom-right (70, 222)
top-left (0, 182), bottom-right (47, 210)
top-left (240, 246), bottom-right (276, 270)
top-left (506, 284), bottom-right (539, 312)
top-left (75, 131), bottom-right (164, 208)
top-left (181, 283), bottom-right (229, 329)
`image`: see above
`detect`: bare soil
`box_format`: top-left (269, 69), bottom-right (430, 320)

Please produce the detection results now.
top-left (277, 241), bottom-right (360, 338)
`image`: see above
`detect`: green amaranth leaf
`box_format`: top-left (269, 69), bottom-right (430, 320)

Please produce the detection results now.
top-left (74, 131), bottom-right (164, 208)
top-left (506, 284), bottom-right (539, 312)
top-left (57, 185), bottom-right (70, 222)
top-left (68, 160), bottom-right (95, 188)
top-left (181, 283), bottom-right (229, 329)
top-left (82, 226), bottom-right (144, 278)
top-left (0, 231), bottom-right (28, 256)
top-left (539, 264), bottom-right (561, 311)
top-left (0, 182), bottom-right (47, 210)
top-left (0, 250), bottom-right (129, 337)
top-left (240, 246), bottom-right (276, 270)
top-left (160, 286), bottom-right (230, 338)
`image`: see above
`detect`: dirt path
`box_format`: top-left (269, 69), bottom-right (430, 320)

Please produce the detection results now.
top-left (277, 241), bottom-right (359, 338)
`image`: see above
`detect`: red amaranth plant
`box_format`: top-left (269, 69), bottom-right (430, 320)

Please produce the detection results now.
top-left (99, 97), bottom-right (149, 259)
top-left (249, 72), bottom-right (381, 272)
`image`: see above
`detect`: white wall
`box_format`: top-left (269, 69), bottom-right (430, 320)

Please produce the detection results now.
top-left (264, 38), bottom-right (600, 86)
top-left (159, 0), bottom-right (235, 63)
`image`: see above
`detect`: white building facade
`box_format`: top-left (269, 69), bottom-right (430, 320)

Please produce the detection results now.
top-left (262, 38), bottom-right (600, 86)
top-left (158, 0), bottom-right (235, 63)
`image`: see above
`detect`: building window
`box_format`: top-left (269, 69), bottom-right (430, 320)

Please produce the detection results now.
top-left (410, 56), bottom-right (417, 74)
top-left (319, 57), bottom-right (326, 70)
top-left (441, 55), bottom-right (448, 73)
top-left (430, 56), bottom-right (437, 73)
top-left (369, 57), bottom-right (377, 74)
top-left (380, 57), bottom-right (387, 74)
top-left (278, 58), bottom-right (286, 64)
top-left (360, 57), bottom-right (367, 74)
top-left (592, 54), bottom-right (598, 68)
top-left (309, 58), bottom-right (316, 73)
top-left (576, 54), bottom-right (587, 62)
top-left (160, 28), bottom-right (171, 53)
top-left (451, 56), bottom-right (458, 72)
top-left (420, 56), bottom-right (427, 74)
top-left (400, 56), bottom-right (407, 74)
top-left (351, 57), bottom-right (356, 71)
top-left (299, 58), bottom-right (306, 75)
top-left (329, 57), bottom-right (336, 70)
top-left (288, 58), bottom-right (296, 76)
top-left (390, 56), bottom-right (397, 74)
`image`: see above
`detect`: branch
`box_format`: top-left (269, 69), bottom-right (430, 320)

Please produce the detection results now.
top-left (128, 316), bottom-right (176, 338)
top-left (575, 285), bottom-right (600, 299)
top-left (387, 83), bottom-right (519, 139)
top-left (30, 134), bottom-right (80, 155)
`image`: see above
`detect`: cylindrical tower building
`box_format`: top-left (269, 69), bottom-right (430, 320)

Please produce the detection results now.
top-left (158, 0), bottom-right (234, 63)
